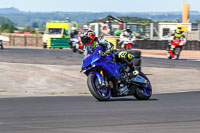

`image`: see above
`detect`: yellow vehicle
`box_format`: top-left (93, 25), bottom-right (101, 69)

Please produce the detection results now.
top-left (43, 20), bottom-right (78, 49)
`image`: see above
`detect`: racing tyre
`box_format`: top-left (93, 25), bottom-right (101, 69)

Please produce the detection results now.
top-left (168, 56), bottom-right (172, 59)
top-left (134, 72), bottom-right (152, 100)
top-left (125, 44), bottom-right (132, 50)
top-left (87, 73), bottom-right (111, 101)
top-left (174, 47), bottom-right (181, 60)
top-left (72, 47), bottom-right (77, 53)
top-left (79, 51), bottom-right (84, 54)
top-left (128, 50), bottom-right (141, 58)
top-left (167, 53), bottom-right (172, 59)
top-left (135, 66), bottom-right (141, 72)
top-left (133, 58), bottom-right (141, 66)
top-left (0, 45), bottom-right (3, 49)
top-left (43, 43), bottom-right (47, 49)
top-left (128, 45), bottom-right (133, 50)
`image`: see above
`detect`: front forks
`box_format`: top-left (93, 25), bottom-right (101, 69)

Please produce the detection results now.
top-left (91, 70), bottom-right (106, 87)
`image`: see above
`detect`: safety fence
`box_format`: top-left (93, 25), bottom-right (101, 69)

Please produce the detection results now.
top-left (135, 40), bottom-right (200, 50)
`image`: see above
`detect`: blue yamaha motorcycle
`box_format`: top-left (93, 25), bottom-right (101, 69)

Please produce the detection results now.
top-left (82, 45), bottom-right (152, 101)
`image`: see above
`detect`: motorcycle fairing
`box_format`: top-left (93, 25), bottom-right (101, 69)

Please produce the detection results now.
top-left (82, 46), bottom-right (102, 69)
top-left (82, 46), bottom-right (121, 77)
top-left (131, 74), bottom-right (147, 84)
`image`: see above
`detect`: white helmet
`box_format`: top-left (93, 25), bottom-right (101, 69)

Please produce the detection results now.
top-left (83, 25), bottom-right (89, 30)
top-left (71, 27), bottom-right (77, 31)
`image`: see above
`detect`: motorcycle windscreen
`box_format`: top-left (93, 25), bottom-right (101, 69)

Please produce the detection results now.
top-left (82, 46), bottom-right (102, 69)
top-left (82, 54), bottom-right (94, 69)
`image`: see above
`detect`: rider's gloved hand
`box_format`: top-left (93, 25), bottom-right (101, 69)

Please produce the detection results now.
top-left (98, 50), bottom-right (106, 56)
top-left (98, 49), bottom-right (112, 56)
top-left (104, 50), bottom-right (112, 55)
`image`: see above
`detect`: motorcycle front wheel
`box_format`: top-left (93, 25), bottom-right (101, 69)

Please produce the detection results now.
top-left (167, 52), bottom-right (172, 59)
top-left (134, 72), bottom-right (152, 100)
top-left (174, 47), bottom-right (182, 59)
top-left (78, 49), bottom-right (84, 54)
top-left (87, 73), bottom-right (111, 101)
top-left (72, 47), bottom-right (77, 53)
top-left (126, 44), bottom-right (132, 50)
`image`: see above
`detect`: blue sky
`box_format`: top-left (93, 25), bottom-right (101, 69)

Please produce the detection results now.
top-left (0, 0), bottom-right (199, 12)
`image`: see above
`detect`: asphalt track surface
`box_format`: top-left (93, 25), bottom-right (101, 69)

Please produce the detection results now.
top-left (0, 92), bottom-right (200, 133)
top-left (0, 48), bottom-right (200, 69)
top-left (0, 48), bottom-right (200, 133)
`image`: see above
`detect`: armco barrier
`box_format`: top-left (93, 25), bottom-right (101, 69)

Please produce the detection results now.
top-left (135, 40), bottom-right (200, 50)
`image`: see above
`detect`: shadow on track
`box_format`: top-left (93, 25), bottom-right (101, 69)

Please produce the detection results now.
top-left (96, 98), bottom-right (159, 102)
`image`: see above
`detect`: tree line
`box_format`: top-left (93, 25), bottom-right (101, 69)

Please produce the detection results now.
top-left (0, 16), bottom-right (37, 33)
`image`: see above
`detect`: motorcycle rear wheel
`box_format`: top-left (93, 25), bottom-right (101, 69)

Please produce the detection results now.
top-left (125, 44), bottom-right (132, 50)
top-left (174, 47), bottom-right (181, 60)
top-left (87, 73), bottom-right (111, 101)
top-left (134, 72), bottom-right (152, 100)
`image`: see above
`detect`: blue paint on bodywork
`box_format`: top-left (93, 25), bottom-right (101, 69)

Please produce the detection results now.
top-left (82, 45), bottom-right (121, 77)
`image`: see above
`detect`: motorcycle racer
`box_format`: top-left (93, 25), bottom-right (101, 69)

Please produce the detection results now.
top-left (70, 27), bottom-right (78, 39)
top-left (69, 27), bottom-right (79, 49)
top-left (80, 31), bottom-right (140, 95)
top-left (80, 29), bottom-right (99, 57)
top-left (168, 24), bottom-right (187, 59)
top-left (119, 26), bottom-right (136, 49)
top-left (80, 30), bottom-right (139, 78)
top-left (171, 24), bottom-right (187, 45)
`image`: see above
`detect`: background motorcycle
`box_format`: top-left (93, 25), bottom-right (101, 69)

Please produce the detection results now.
top-left (71, 39), bottom-right (84, 54)
top-left (0, 40), bottom-right (3, 49)
top-left (82, 44), bottom-right (152, 101)
top-left (167, 39), bottom-right (184, 59)
top-left (78, 42), bottom-right (84, 54)
top-left (121, 37), bottom-right (135, 50)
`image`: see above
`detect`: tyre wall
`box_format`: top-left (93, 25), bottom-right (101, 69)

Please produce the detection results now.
top-left (135, 40), bottom-right (200, 50)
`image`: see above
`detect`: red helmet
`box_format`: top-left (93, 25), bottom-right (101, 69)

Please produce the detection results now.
top-left (80, 30), bottom-right (96, 46)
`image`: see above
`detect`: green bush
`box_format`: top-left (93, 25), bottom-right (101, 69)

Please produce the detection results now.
top-left (19, 26), bottom-right (36, 34)
top-left (0, 23), bottom-right (15, 33)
